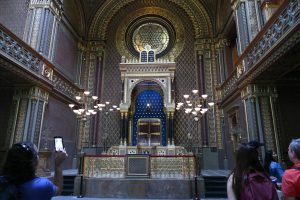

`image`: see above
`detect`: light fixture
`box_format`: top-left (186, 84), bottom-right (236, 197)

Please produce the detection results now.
top-left (68, 90), bottom-right (120, 121)
top-left (176, 89), bottom-right (215, 149)
top-left (176, 90), bottom-right (214, 117)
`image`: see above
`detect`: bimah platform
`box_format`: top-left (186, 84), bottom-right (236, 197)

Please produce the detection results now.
top-left (74, 145), bottom-right (203, 199)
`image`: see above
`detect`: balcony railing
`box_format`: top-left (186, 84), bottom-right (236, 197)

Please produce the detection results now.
top-left (0, 23), bottom-right (81, 101)
top-left (242, 0), bottom-right (299, 69)
top-left (219, 0), bottom-right (300, 100)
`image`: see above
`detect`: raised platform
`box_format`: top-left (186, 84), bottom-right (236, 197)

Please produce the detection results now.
top-left (74, 177), bottom-right (205, 199)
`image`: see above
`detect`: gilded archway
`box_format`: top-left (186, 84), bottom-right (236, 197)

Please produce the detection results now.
top-left (88, 0), bottom-right (213, 40)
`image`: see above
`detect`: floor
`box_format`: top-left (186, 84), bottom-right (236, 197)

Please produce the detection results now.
top-left (200, 170), bottom-right (231, 177)
top-left (52, 197), bottom-right (227, 200)
top-left (55, 169), bottom-right (229, 200)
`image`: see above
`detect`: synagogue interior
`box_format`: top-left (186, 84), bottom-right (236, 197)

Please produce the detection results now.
top-left (0, 0), bottom-right (300, 198)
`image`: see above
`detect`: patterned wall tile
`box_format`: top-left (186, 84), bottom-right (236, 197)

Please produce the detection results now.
top-left (0, 0), bottom-right (29, 39)
top-left (99, 0), bottom-right (200, 149)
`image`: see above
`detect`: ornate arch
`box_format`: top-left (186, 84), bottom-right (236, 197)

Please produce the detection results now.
top-left (126, 78), bottom-right (167, 109)
top-left (88, 0), bottom-right (213, 40)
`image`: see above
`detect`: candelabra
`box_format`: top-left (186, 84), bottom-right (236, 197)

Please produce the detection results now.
top-left (68, 90), bottom-right (121, 198)
top-left (176, 89), bottom-right (214, 147)
top-left (68, 90), bottom-right (120, 151)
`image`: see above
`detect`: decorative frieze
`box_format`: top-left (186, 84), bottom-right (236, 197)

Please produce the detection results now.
top-left (52, 73), bottom-right (78, 99)
top-left (29, 0), bottom-right (63, 20)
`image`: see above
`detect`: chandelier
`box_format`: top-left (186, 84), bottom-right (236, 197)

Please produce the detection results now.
top-left (68, 90), bottom-right (120, 120)
top-left (176, 89), bottom-right (214, 116)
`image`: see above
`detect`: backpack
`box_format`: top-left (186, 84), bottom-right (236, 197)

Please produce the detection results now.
top-left (0, 176), bottom-right (18, 200)
top-left (241, 172), bottom-right (279, 200)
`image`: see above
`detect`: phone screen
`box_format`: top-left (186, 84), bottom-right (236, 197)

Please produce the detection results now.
top-left (54, 137), bottom-right (64, 151)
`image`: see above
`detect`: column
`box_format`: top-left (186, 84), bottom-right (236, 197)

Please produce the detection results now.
top-left (242, 94), bottom-right (259, 141)
top-left (215, 39), bottom-right (230, 84)
top-left (124, 112), bottom-right (129, 145)
top-left (170, 112), bottom-right (175, 145)
top-left (241, 84), bottom-right (281, 159)
top-left (232, 0), bottom-right (263, 54)
top-left (214, 39), bottom-right (229, 148)
top-left (83, 42), bottom-right (104, 147)
top-left (195, 39), bottom-right (217, 147)
top-left (24, 0), bottom-right (63, 60)
top-left (166, 112), bottom-right (170, 145)
top-left (6, 87), bottom-right (49, 148)
top-left (261, 0), bottom-right (281, 23)
top-left (120, 112), bottom-right (124, 144)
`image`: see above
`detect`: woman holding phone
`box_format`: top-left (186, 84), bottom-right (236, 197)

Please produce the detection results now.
top-left (0, 141), bottom-right (67, 200)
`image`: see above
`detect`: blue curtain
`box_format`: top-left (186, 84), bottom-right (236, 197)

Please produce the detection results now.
top-left (132, 90), bottom-right (166, 146)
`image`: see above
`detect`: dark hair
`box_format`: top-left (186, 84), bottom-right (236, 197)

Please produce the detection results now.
top-left (230, 144), bottom-right (266, 200)
top-left (263, 150), bottom-right (275, 174)
top-left (1, 142), bottom-right (38, 184)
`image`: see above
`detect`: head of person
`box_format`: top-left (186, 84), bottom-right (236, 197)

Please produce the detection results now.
top-left (231, 144), bottom-right (265, 199)
top-left (288, 138), bottom-right (300, 164)
top-left (246, 140), bottom-right (264, 150)
top-left (264, 150), bottom-right (275, 172)
top-left (2, 142), bottom-right (38, 184)
top-left (235, 144), bottom-right (264, 172)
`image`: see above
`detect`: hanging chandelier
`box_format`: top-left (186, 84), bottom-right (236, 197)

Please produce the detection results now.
top-left (176, 89), bottom-right (214, 117)
top-left (68, 90), bottom-right (120, 121)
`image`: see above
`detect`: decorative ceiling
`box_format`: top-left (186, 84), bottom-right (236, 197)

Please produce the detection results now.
top-left (64, 0), bottom-right (231, 39)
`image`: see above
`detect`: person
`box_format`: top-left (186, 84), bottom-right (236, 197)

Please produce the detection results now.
top-left (227, 144), bottom-right (279, 200)
top-left (282, 138), bottom-right (300, 200)
top-left (0, 141), bottom-right (67, 200)
top-left (264, 150), bottom-right (284, 183)
top-left (244, 140), bottom-right (264, 151)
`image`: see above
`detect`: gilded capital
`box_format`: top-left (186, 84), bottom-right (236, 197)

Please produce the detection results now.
top-left (88, 41), bottom-right (105, 55)
top-left (29, 0), bottom-right (63, 20)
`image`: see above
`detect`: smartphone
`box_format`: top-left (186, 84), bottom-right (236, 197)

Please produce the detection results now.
top-left (54, 136), bottom-right (64, 151)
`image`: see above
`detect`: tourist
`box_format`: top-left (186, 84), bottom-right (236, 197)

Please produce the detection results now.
top-left (0, 142), bottom-right (67, 200)
top-left (244, 140), bottom-right (264, 151)
top-left (227, 144), bottom-right (278, 200)
top-left (282, 138), bottom-right (300, 200)
top-left (264, 150), bottom-right (284, 183)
